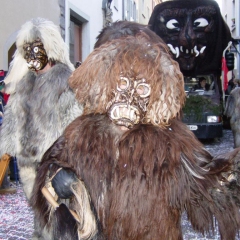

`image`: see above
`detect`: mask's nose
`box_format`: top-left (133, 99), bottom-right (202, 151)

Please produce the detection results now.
top-left (179, 15), bottom-right (196, 49)
top-left (127, 89), bottom-right (135, 107)
top-left (29, 50), bottom-right (37, 60)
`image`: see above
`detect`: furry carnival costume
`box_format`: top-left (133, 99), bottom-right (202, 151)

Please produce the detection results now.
top-left (31, 29), bottom-right (240, 240)
top-left (0, 18), bottom-right (82, 200)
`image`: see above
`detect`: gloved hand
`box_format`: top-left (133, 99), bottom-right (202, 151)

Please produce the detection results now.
top-left (52, 167), bottom-right (78, 199)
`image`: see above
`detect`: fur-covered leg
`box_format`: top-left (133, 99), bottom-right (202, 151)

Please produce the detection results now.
top-left (53, 203), bottom-right (78, 240)
top-left (19, 166), bottom-right (36, 200)
top-left (32, 216), bottom-right (53, 240)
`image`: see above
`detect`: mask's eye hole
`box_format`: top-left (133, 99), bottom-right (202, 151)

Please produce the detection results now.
top-left (117, 77), bottom-right (130, 91)
top-left (166, 19), bottom-right (180, 30)
top-left (136, 83), bottom-right (151, 97)
top-left (33, 47), bottom-right (39, 53)
top-left (194, 18), bottom-right (208, 28)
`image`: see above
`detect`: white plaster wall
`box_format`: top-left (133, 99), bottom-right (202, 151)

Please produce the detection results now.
top-left (112, 1), bottom-right (123, 22)
top-left (0, 0), bottom-right (60, 70)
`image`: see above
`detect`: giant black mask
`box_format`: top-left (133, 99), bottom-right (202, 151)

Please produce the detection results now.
top-left (148, 0), bottom-right (231, 77)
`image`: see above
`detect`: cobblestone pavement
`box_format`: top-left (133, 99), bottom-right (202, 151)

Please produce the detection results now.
top-left (0, 129), bottom-right (238, 240)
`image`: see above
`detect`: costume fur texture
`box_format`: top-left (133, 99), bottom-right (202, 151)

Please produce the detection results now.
top-left (31, 28), bottom-right (240, 239)
top-left (33, 114), bottom-right (240, 239)
top-left (0, 17), bottom-right (83, 240)
top-left (0, 62), bottom-right (82, 199)
top-left (224, 87), bottom-right (240, 148)
top-left (4, 18), bottom-right (74, 94)
top-left (0, 18), bottom-right (82, 203)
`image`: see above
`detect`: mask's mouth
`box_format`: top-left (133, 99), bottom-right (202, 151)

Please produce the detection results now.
top-left (108, 103), bottom-right (141, 128)
top-left (27, 60), bottom-right (42, 71)
top-left (167, 44), bottom-right (206, 58)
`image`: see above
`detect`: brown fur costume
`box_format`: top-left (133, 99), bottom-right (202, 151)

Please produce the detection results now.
top-left (31, 31), bottom-right (240, 239)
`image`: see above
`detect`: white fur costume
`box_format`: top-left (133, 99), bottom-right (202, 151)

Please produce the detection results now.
top-left (0, 18), bottom-right (82, 200)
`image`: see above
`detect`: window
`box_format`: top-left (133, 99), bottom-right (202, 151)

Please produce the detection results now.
top-left (133, 2), bottom-right (136, 21)
top-left (69, 18), bottom-right (82, 65)
top-left (126, 0), bottom-right (130, 20)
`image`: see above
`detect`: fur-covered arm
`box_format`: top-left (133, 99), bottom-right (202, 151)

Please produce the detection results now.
top-left (210, 147), bottom-right (240, 206)
top-left (30, 135), bottom-right (80, 226)
top-left (58, 88), bottom-right (83, 129)
top-left (0, 95), bottom-right (17, 157)
top-left (224, 94), bottom-right (235, 117)
top-left (50, 62), bottom-right (83, 129)
top-left (185, 150), bottom-right (240, 240)
top-left (30, 133), bottom-right (97, 239)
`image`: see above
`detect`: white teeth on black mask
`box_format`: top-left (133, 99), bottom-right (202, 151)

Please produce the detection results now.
top-left (167, 43), bottom-right (206, 58)
top-left (167, 44), bottom-right (179, 58)
top-left (200, 46), bottom-right (206, 53)
top-left (194, 46), bottom-right (199, 56)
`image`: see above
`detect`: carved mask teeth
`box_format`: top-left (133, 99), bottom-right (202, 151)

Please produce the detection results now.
top-left (200, 46), bottom-right (206, 53)
top-left (167, 44), bottom-right (180, 58)
top-left (167, 44), bottom-right (176, 54)
top-left (109, 105), bottom-right (140, 126)
top-left (167, 44), bottom-right (206, 58)
top-left (194, 46), bottom-right (200, 56)
top-left (175, 47), bottom-right (180, 58)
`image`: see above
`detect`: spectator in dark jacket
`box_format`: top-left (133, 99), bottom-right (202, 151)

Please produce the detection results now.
top-left (194, 77), bottom-right (210, 91)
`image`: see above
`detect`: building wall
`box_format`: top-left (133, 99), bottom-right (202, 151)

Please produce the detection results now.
top-left (0, 0), bottom-right (60, 70)
top-left (122, 0), bottom-right (161, 24)
top-left (65, 0), bottom-right (104, 61)
top-left (112, 0), bottom-right (123, 22)
top-left (0, 0), bottom-right (161, 71)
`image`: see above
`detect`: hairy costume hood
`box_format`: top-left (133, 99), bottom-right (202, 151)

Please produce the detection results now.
top-left (94, 21), bottom-right (166, 48)
top-left (70, 33), bottom-right (185, 127)
top-left (148, 0), bottom-right (232, 77)
top-left (5, 18), bottom-right (74, 94)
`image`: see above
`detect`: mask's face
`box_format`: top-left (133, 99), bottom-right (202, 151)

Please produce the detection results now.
top-left (107, 76), bottom-right (151, 129)
top-left (23, 38), bottom-right (48, 71)
top-left (154, 5), bottom-right (216, 71)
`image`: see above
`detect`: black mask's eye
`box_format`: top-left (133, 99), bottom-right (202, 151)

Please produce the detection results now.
top-left (166, 19), bottom-right (180, 30)
top-left (193, 18), bottom-right (208, 28)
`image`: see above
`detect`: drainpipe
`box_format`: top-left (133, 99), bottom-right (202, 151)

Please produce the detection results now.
top-left (122, 0), bottom-right (125, 20)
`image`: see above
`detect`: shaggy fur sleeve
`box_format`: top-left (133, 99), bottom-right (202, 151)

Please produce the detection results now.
top-left (30, 134), bottom-right (74, 229)
top-left (224, 93), bottom-right (235, 117)
top-left (0, 94), bottom-right (18, 157)
top-left (52, 63), bottom-right (83, 128)
top-left (185, 149), bottom-right (240, 240)
top-left (59, 89), bottom-right (83, 128)
top-left (107, 120), bottom-right (240, 239)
